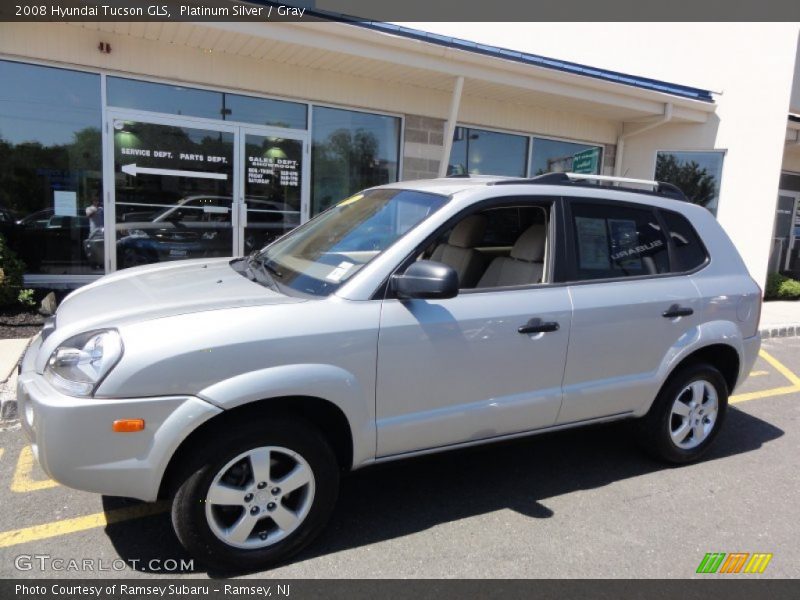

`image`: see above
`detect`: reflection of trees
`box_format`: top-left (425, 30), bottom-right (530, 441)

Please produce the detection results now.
top-left (0, 126), bottom-right (101, 217)
top-left (114, 123), bottom-right (233, 211)
top-left (115, 123), bottom-right (232, 169)
top-left (313, 129), bottom-right (386, 212)
top-left (655, 154), bottom-right (716, 208)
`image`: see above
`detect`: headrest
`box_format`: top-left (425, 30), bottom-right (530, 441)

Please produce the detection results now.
top-left (511, 224), bottom-right (546, 262)
top-left (448, 215), bottom-right (487, 248)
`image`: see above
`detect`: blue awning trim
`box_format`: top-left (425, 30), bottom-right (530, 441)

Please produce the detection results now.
top-left (240, 2), bottom-right (714, 103)
top-left (350, 21), bottom-right (715, 103)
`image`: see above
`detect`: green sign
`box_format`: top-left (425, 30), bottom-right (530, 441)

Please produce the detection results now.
top-left (572, 147), bottom-right (600, 174)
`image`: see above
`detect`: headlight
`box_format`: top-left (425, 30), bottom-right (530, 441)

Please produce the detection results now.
top-left (44, 330), bottom-right (123, 397)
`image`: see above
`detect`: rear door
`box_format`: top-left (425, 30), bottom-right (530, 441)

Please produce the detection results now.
top-left (558, 199), bottom-right (703, 423)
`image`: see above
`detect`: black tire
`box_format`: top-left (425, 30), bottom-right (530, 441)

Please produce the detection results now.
top-left (171, 417), bottom-right (339, 571)
top-left (636, 363), bottom-right (728, 464)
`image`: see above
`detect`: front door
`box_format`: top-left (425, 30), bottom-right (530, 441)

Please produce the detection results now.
top-left (104, 111), bottom-right (308, 272)
top-left (375, 201), bottom-right (571, 457)
top-left (376, 288), bottom-right (572, 457)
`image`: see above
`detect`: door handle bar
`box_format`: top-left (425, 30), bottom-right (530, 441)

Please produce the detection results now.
top-left (518, 319), bottom-right (560, 334)
top-left (662, 304), bottom-right (694, 318)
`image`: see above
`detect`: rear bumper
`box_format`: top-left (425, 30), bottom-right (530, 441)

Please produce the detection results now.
top-left (18, 336), bottom-right (222, 501)
top-left (738, 334), bottom-right (761, 391)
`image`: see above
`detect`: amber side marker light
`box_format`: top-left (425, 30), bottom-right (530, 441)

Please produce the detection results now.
top-left (112, 419), bottom-right (145, 433)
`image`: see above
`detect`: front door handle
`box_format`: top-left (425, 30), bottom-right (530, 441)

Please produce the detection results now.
top-left (662, 304), bottom-right (694, 318)
top-left (518, 318), bottom-right (560, 334)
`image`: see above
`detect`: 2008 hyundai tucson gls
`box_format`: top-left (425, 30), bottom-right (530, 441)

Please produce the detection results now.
top-left (18, 173), bottom-right (762, 569)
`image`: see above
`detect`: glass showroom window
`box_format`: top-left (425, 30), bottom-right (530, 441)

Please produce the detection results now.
top-left (655, 151), bottom-right (724, 215)
top-left (107, 77), bottom-right (308, 129)
top-left (530, 137), bottom-right (602, 176)
top-left (311, 106), bottom-right (401, 215)
top-left (0, 60), bottom-right (102, 276)
top-left (447, 127), bottom-right (528, 177)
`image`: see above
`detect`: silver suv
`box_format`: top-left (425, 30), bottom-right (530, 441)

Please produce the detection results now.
top-left (18, 173), bottom-right (762, 569)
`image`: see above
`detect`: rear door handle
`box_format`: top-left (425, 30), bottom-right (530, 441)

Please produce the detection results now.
top-left (518, 318), bottom-right (560, 334)
top-left (662, 304), bottom-right (694, 318)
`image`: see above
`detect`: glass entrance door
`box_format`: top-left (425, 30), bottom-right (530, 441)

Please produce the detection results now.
top-left (240, 130), bottom-right (307, 255)
top-left (104, 112), bottom-right (308, 272)
top-left (106, 113), bottom-right (236, 271)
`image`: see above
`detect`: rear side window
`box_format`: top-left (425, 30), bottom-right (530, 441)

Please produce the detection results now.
top-left (660, 210), bottom-right (708, 272)
top-left (569, 202), bottom-right (670, 280)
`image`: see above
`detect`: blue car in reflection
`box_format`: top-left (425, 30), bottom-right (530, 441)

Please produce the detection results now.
top-left (84, 196), bottom-right (300, 269)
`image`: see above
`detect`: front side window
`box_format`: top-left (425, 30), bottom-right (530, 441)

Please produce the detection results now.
top-left (415, 203), bottom-right (551, 290)
top-left (655, 151), bottom-right (724, 215)
top-left (252, 188), bottom-right (447, 297)
top-left (570, 202), bottom-right (669, 281)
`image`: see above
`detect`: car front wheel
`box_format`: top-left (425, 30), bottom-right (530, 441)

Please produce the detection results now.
top-left (171, 417), bottom-right (339, 570)
top-left (637, 363), bottom-right (729, 464)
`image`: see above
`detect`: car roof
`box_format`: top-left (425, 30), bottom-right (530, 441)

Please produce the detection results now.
top-left (375, 176), bottom-right (697, 213)
top-left (377, 176), bottom-right (510, 196)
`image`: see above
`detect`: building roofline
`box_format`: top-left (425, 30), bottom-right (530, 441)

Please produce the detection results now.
top-left (351, 22), bottom-right (715, 103)
top-left (241, 2), bottom-right (715, 104)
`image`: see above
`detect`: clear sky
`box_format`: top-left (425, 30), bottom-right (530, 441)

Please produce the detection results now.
top-left (393, 23), bottom-right (799, 93)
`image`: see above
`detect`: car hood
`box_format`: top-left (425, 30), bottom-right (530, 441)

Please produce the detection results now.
top-left (53, 258), bottom-right (304, 336)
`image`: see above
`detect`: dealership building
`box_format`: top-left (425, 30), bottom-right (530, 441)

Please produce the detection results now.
top-left (0, 19), bottom-right (798, 289)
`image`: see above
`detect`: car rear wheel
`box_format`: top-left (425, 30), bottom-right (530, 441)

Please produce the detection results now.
top-left (636, 363), bottom-right (728, 464)
top-left (171, 417), bottom-right (339, 570)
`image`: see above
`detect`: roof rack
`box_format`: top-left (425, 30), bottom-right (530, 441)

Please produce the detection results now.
top-left (490, 172), bottom-right (688, 201)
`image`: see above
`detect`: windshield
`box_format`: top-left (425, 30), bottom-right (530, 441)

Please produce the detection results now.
top-left (254, 188), bottom-right (448, 297)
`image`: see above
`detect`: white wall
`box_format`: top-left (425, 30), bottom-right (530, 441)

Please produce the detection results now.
top-left (405, 23), bottom-right (800, 286)
top-left (791, 38), bottom-right (800, 114)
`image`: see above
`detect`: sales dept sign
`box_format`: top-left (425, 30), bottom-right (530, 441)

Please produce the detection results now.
top-left (572, 147), bottom-right (601, 174)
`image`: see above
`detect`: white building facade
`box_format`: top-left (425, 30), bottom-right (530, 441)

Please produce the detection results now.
top-left (0, 20), bottom-right (797, 288)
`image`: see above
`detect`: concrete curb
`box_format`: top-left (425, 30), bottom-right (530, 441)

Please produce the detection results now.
top-left (0, 338), bottom-right (29, 422)
top-left (759, 324), bottom-right (800, 340)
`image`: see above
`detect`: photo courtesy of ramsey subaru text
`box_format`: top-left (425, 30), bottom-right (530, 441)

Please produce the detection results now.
top-left (17, 172), bottom-right (762, 569)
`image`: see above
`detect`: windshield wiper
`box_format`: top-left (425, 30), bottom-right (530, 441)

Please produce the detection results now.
top-left (246, 253), bottom-right (282, 291)
top-left (260, 259), bottom-right (284, 279)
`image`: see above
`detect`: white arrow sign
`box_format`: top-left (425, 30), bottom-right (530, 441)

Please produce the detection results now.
top-left (121, 163), bottom-right (228, 180)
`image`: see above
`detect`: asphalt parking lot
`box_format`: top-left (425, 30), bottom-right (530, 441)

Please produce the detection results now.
top-left (0, 337), bottom-right (798, 579)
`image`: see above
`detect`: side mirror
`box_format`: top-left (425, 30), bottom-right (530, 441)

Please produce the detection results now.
top-left (392, 260), bottom-right (459, 300)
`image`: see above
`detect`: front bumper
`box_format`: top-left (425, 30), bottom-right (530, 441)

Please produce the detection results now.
top-left (18, 335), bottom-right (222, 501)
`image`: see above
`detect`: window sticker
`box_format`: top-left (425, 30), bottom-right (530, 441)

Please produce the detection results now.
top-left (325, 261), bottom-right (355, 282)
top-left (608, 218), bottom-right (642, 268)
top-left (575, 216), bottom-right (610, 270)
top-left (337, 194), bottom-right (364, 208)
top-left (608, 218), bottom-right (664, 267)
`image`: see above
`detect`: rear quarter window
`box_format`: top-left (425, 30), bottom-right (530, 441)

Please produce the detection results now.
top-left (660, 210), bottom-right (708, 272)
